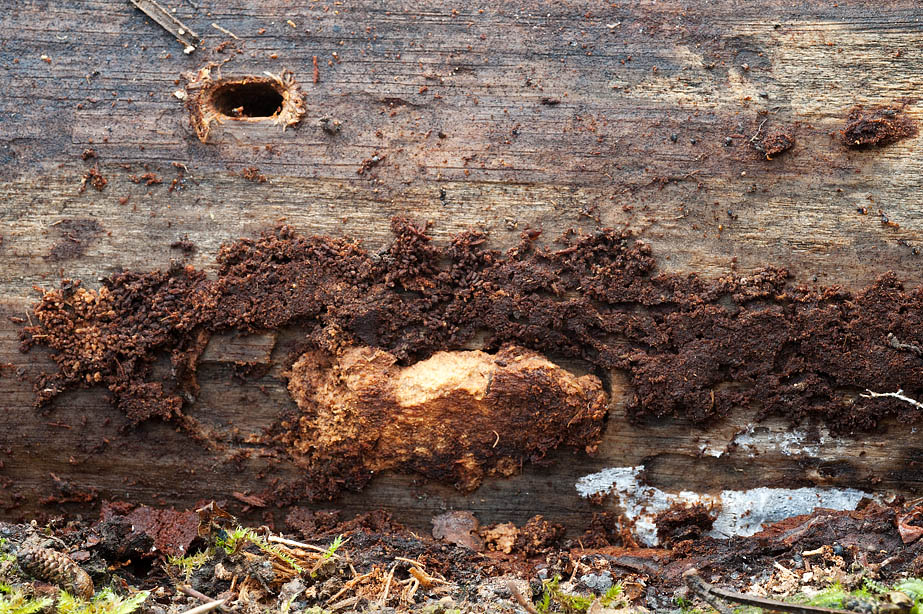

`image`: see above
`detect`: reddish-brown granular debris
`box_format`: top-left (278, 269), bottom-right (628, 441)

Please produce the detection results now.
top-left (123, 505), bottom-right (199, 557)
top-left (757, 131), bottom-right (794, 159)
top-left (240, 166), bottom-right (267, 183)
top-left (357, 152), bottom-right (385, 175)
top-left (79, 165), bottom-right (107, 193)
top-left (513, 515), bottom-right (565, 557)
top-left (654, 502), bottom-right (716, 546)
top-left (18, 218), bottom-right (923, 497)
top-left (843, 105), bottom-right (918, 148)
top-left (581, 512), bottom-right (639, 549)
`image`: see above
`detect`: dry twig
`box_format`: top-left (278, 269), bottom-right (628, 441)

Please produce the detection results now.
top-left (507, 582), bottom-right (539, 614)
top-left (684, 568), bottom-right (862, 614)
top-left (179, 599), bottom-right (226, 614)
top-left (861, 388), bottom-right (923, 410)
top-left (129, 0), bottom-right (198, 53)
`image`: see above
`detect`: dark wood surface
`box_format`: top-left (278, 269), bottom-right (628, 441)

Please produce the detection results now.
top-left (2, 0), bottom-right (922, 530)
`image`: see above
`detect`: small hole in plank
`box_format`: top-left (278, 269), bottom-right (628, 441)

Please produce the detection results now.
top-left (210, 81), bottom-right (284, 118)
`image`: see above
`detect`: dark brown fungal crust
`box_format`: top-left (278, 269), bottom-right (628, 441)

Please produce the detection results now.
top-left (283, 345), bottom-right (609, 493)
top-left (654, 502), bottom-right (716, 546)
top-left (18, 219), bottom-right (923, 493)
top-left (843, 105), bottom-right (918, 148)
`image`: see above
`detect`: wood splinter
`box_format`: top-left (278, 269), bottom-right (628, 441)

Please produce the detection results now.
top-left (129, 0), bottom-right (199, 54)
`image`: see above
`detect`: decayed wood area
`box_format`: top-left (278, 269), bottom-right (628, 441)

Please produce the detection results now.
top-left (1, 0), bottom-right (922, 531)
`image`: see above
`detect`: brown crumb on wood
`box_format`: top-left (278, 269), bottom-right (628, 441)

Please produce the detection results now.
top-left (320, 117), bottom-right (342, 134)
top-left (80, 148), bottom-right (97, 160)
top-left (130, 172), bottom-right (162, 185)
top-left (756, 131), bottom-right (795, 159)
top-left (170, 236), bottom-right (196, 254)
top-left (313, 55), bottom-right (320, 83)
top-left (357, 153), bottom-right (385, 175)
top-left (240, 167), bottom-right (267, 183)
top-left (79, 166), bottom-right (107, 193)
top-left (843, 104), bottom-right (918, 148)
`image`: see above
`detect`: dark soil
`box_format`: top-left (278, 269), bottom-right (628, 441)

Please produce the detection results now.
top-left (19, 219), bottom-right (923, 495)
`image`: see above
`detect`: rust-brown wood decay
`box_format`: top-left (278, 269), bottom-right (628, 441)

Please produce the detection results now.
top-left (1, 0), bottom-right (922, 531)
top-left (285, 345), bottom-right (608, 494)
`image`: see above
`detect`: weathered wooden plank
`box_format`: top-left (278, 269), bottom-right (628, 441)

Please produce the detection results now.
top-left (1, 0), bottom-right (923, 533)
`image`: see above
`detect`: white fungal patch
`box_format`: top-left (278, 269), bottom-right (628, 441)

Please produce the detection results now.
top-left (731, 424), bottom-right (829, 457)
top-left (575, 465), bottom-right (872, 546)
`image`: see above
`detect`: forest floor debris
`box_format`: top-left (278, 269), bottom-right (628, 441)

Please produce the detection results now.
top-left (3, 500), bottom-right (923, 613)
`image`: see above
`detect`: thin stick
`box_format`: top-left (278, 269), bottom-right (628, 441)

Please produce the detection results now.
top-left (179, 599), bottom-right (226, 614)
top-left (862, 388), bottom-right (923, 410)
top-left (409, 565), bottom-right (446, 587)
top-left (328, 596), bottom-right (358, 611)
top-left (378, 565), bottom-right (396, 606)
top-left (211, 23), bottom-right (239, 39)
top-left (888, 332), bottom-right (923, 357)
top-left (129, 0), bottom-right (198, 53)
top-left (684, 568), bottom-right (849, 614)
top-left (507, 582), bottom-right (539, 614)
top-left (267, 535), bottom-right (329, 554)
top-left (325, 570), bottom-right (375, 605)
top-left (178, 586), bottom-right (230, 612)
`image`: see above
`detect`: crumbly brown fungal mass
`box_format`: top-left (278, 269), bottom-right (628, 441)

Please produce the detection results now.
top-left (842, 104), bottom-right (918, 148)
top-left (284, 345), bottom-right (608, 492)
top-left (19, 217), bottom-right (923, 493)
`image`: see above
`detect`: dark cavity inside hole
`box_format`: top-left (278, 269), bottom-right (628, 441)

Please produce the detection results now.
top-left (210, 81), bottom-right (284, 118)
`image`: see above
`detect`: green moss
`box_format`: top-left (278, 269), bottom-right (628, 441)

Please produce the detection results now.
top-left (166, 550), bottom-right (211, 582)
top-left (323, 535), bottom-right (344, 560)
top-left (56, 588), bottom-right (149, 614)
top-left (534, 576), bottom-right (627, 613)
top-left (0, 585), bottom-right (53, 614)
top-left (216, 527), bottom-right (304, 573)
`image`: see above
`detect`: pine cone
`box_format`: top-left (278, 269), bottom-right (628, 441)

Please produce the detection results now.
top-left (17, 546), bottom-right (94, 599)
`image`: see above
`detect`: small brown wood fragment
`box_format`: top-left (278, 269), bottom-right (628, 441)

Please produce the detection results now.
top-left (129, 0), bottom-right (199, 53)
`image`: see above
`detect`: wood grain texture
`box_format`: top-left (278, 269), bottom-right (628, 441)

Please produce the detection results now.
top-left (1, 0), bottom-right (922, 531)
